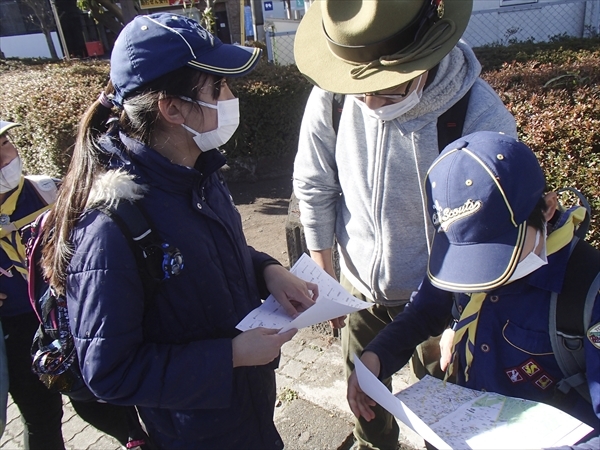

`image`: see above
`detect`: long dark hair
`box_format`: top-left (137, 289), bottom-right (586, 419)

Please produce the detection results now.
top-left (42, 67), bottom-right (221, 293)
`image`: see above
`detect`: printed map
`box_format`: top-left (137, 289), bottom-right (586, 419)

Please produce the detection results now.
top-left (394, 376), bottom-right (593, 449)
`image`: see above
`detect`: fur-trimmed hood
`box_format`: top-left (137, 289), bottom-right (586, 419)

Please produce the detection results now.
top-left (85, 169), bottom-right (147, 210)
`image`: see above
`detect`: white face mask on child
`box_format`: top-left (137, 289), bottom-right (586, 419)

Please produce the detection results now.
top-left (508, 227), bottom-right (548, 282)
top-left (0, 156), bottom-right (23, 193)
top-left (181, 97), bottom-right (240, 152)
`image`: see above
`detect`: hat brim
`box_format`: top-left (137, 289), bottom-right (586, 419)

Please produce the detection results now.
top-left (187, 43), bottom-right (262, 78)
top-left (427, 221), bottom-right (526, 293)
top-left (294, 0), bottom-right (473, 94)
top-left (0, 121), bottom-right (21, 136)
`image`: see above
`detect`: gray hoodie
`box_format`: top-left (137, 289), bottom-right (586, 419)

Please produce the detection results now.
top-left (293, 41), bottom-right (517, 306)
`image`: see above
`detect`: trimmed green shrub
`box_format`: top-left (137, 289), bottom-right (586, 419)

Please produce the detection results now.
top-left (221, 60), bottom-right (312, 178)
top-left (477, 39), bottom-right (600, 247)
top-left (0, 58), bottom-right (311, 180)
top-left (0, 59), bottom-right (109, 178)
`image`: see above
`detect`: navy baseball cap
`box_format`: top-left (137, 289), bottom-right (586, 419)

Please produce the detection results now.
top-left (110, 13), bottom-right (262, 107)
top-left (0, 121), bottom-right (20, 136)
top-left (424, 131), bottom-right (546, 292)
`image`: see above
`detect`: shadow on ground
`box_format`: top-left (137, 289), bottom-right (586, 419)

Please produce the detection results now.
top-left (227, 176), bottom-right (293, 207)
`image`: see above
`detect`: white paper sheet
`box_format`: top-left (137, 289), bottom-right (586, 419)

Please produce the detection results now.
top-left (354, 357), bottom-right (452, 449)
top-left (236, 253), bottom-right (371, 333)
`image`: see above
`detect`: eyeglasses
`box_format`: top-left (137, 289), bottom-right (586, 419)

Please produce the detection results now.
top-left (199, 78), bottom-right (228, 98)
top-left (353, 79), bottom-right (414, 102)
top-left (178, 95), bottom-right (218, 110)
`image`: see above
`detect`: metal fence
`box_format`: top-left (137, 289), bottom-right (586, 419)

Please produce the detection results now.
top-left (265, 0), bottom-right (599, 65)
top-left (265, 30), bottom-right (296, 65)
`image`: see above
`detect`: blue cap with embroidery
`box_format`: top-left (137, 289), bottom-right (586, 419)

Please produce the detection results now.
top-left (110, 13), bottom-right (262, 108)
top-left (0, 121), bottom-right (20, 136)
top-left (424, 131), bottom-right (546, 292)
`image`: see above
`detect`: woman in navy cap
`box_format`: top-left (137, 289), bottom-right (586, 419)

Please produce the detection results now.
top-left (39, 14), bottom-right (316, 449)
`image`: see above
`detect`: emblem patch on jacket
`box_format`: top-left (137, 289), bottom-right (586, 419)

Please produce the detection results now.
top-left (534, 374), bottom-right (554, 390)
top-left (521, 359), bottom-right (541, 378)
top-left (587, 322), bottom-right (600, 349)
top-left (505, 367), bottom-right (524, 384)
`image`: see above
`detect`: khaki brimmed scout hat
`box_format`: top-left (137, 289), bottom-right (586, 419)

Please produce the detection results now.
top-left (294, 0), bottom-right (473, 94)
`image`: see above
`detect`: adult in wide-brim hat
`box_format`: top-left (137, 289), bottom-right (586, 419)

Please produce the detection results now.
top-left (294, 0), bottom-right (473, 94)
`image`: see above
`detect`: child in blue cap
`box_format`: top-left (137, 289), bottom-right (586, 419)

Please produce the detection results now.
top-left (38, 13), bottom-right (317, 449)
top-left (348, 131), bottom-right (599, 449)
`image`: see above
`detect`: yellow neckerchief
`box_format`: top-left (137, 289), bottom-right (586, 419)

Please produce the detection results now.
top-left (445, 206), bottom-right (587, 382)
top-left (0, 176), bottom-right (52, 279)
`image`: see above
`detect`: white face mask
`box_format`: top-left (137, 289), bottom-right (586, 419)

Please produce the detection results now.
top-left (508, 227), bottom-right (548, 282)
top-left (353, 74), bottom-right (426, 121)
top-left (0, 155), bottom-right (23, 193)
top-left (181, 97), bottom-right (240, 152)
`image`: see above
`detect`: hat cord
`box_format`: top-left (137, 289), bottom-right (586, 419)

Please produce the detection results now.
top-left (350, 19), bottom-right (456, 80)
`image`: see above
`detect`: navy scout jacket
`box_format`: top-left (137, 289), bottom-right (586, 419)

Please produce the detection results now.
top-left (66, 131), bottom-right (283, 449)
top-left (366, 224), bottom-right (600, 444)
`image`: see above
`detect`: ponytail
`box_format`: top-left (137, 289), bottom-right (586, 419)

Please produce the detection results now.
top-left (42, 83), bottom-right (115, 293)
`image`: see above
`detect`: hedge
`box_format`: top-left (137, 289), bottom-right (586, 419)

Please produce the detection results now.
top-left (0, 36), bottom-right (599, 246)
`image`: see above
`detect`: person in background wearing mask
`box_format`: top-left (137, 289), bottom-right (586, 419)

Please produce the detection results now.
top-left (0, 120), bottom-right (66, 448)
top-left (292, 1), bottom-right (517, 448)
top-left (348, 131), bottom-right (600, 450)
top-left (39, 13), bottom-right (317, 449)
top-left (0, 121), bottom-right (154, 449)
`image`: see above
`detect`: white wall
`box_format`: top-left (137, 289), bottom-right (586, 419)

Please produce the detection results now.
top-left (0, 32), bottom-right (64, 59)
top-left (473, 0), bottom-right (587, 11)
top-left (465, 0), bottom-right (591, 47)
top-left (265, 19), bottom-right (299, 65)
top-left (266, 18), bottom-right (300, 33)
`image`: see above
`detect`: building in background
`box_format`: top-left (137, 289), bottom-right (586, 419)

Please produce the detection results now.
top-left (0, 0), bottom-right (111, 59)
top-left (6, 0), bottom-right (594, 61)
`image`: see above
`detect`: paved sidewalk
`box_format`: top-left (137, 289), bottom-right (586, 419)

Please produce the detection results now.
top-left (1, 327), bottom-right (426, 450)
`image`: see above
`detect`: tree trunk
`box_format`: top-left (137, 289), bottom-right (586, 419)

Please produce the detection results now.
top-left (42, 29), bottom-right (59, 59)
top-left (119, 0), bottom-right (139, 25)
top-left (95, 0), bottom-right (125, 24)
top-left (88, 2), bottom-right (123, 36)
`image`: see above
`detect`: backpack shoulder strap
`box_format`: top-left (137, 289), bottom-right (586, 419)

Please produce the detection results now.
top-left (26, 209), bottom-right (52, 323)
top-left (437, 87), bottom-right (472, 152)
top-left (24, 175), bottom-right (59, 206)
top-left (332, 93), bottom-right (345, 136)
top-left (96, 201), bottom-right (162, 291)
top-left (96, 201), bottom-right (183, 301)
top-left (550, 238), bottom-right (600, 403)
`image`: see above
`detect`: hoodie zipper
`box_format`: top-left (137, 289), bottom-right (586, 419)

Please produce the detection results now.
top-left (369, 120), bottom-right (387, 301)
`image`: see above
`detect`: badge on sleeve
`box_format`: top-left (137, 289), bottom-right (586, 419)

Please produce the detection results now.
top-left (587, 322), bottom-right (600, 349)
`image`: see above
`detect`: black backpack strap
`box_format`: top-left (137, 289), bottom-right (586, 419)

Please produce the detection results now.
top-left (550, 238), bottom-right (600, 403)
top-left (437, 87), bottom-right (472, 152)
top-left (96, 201), bottom-right (184, 308)
top-left (332, 93), bottom-right (345, 135)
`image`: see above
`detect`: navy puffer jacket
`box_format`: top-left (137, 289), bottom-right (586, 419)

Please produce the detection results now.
top-left (66, 132), bottom-right (283, 449)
